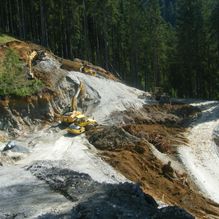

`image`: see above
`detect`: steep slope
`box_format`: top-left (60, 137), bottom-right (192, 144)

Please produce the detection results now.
top-left (0, 39), bottom-right (213, 218)
top-left (0, 40), bottom-right (146, 135)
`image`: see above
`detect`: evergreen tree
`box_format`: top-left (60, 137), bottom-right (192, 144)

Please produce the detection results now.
top-left (143, 0), bottom-right (170, 90)
top-left (211, 1), bottom-right (219, 56)
top-left (172, 0), bottom-right (206, 98)
top-left (0, 0), bottom-right (218, 99)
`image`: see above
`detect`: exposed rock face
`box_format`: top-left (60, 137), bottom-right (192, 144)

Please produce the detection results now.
top-left (0, 41), bottom-right (123, 136)
top-left (0, 51), bottom-right (146, 135)
top-left (0, 93), bottom-right (56, 134)
top-left (0, 56), bottom-right (78, 135)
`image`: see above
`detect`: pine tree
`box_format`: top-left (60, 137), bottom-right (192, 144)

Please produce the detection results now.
top-left (173, 0), bottom-right (206, 98)
top-left (143, 0), bottom-right (170, 90)
top-left (211, 1), bottom-right (219, 55)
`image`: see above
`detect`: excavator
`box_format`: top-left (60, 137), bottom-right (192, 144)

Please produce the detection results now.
top-left (80, 64), bottom-right (96, 76)
top-left (60, 81), bottom-right (97, 135)
top-left (153, 87), bottom-right (170, 104)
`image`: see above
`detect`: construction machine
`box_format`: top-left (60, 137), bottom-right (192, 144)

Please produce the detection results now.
top-left (153, 87), bottom-right (163, 101)
top-left (27, 50), bottom-right (37, 79)
top-left (66, 124), bottom-right (85, 135)
top-left (59, 81), bottom-right (97, 135)
top-left (60, 81), bottom-right (84, 124)
top-left (153, 87), bottom-right (170, 104)
top-left (66, 115), bottom-right (96, 135)
top-left (73, 114), bottom-right (97, 130)
top-left (80, 64), bottom-right (96, 76)
top-left (61, 111), bottom-right (82, 124)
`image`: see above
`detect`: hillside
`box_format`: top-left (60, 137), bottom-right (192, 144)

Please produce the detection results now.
top-left (1, 40), bottom-right (219, 218)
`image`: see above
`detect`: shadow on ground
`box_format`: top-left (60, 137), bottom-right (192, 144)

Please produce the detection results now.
top-left (28, 161), bottom-right (194, 219)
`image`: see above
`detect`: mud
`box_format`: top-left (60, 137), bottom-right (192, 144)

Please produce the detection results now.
top-left (88, 103), bottom-right (198, 154)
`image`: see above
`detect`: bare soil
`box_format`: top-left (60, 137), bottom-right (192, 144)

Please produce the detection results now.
top-left (86, 103), bottom-right (219, 219)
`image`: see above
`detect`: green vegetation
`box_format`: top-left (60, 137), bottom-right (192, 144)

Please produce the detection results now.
top-left (0, 0), bottom-right (219, 99)
top-left (0, 34), bottom-right (16, 44)
top-left (0, 48), bottom-right (43, 97)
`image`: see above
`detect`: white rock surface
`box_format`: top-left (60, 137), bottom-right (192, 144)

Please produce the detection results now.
top-left (178, 101), bottom-right (219, 203)
top-left (67, 71), bottom-right (146, 124)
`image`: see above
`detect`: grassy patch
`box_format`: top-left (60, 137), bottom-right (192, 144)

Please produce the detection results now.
top-left (0, 48), bottom-right (44, 97)
top-left (0, 34), bottom-right (16, 44)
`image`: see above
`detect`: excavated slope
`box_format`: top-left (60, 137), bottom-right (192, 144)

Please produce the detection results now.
top-left (0, 40), bottom-right (216, 218)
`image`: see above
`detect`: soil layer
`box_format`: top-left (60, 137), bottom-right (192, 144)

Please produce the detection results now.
top-left (87, 104), bottom-right (219, 219)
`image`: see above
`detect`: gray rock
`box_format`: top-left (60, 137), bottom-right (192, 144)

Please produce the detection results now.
top-left (28, 161), bottom-right (194, 219)
top-left (2, 141), bottom-right (29, 153)
top-left (152, 206), bottom-right (195, 219)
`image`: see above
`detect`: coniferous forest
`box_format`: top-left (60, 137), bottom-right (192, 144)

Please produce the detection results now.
top-left (0, 0), bottom-right (219, 99)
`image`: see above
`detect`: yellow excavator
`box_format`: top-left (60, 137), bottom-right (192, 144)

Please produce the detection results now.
top-left (80, 64), bottom-right (96, 76)
top-left (60, 81), bottom-right (84, 123)
top-left (66, 124), bottom-right (85, 135)
top-left (73, 114), bottom-right (96, 129)
top-left (27, 50), bottom-right (37, 79)
top-left (60, 81), bottom-right (97, 135)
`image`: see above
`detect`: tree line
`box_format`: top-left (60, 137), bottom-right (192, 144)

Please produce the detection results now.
top-left (0, 0), bottom-right (219, 99)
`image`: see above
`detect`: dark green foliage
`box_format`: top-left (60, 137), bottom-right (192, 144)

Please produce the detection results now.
top-left (0, 48), bottom-right (43, 97)
top-left (160, 0), bottom-right (176, 26)
top-left (0, 0), bottom-right (218, 99)
top-left (173, 0), bottom-right (206, 97)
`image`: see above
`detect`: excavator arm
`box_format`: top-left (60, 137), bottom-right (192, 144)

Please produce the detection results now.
top-left (28, 51), bottom-right (37, 79)
top-left (60, 81), bottom-right (87, 124)
top-left (71, 81), bottom-right (85, 112)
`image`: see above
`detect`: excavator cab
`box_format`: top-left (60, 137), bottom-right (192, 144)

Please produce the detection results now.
top-left (74, 114), bottom-right (97, 128)
top-left (61, 111), bottom-right (82, 123)
top-left (66, 124), bottom-right (85, 135)
top-left (154, 87), bottom-right (163, 101)
top-left (81, 64), bottom-right (96, 76)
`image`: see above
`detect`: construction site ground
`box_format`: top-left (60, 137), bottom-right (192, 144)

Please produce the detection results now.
top-left (86, 103), bottom-right (219, 219)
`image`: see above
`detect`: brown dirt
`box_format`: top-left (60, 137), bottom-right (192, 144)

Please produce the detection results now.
top-left (86, 104), bottom-right (219, 218)
top-left (123, 124), bottom-right (187, 153)
top-left (4, 40), bottom-right (48, 62)
top-left (118, 103), bottom-right (200, 127)
top-left (60, 57), bottom-right (118, 80)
